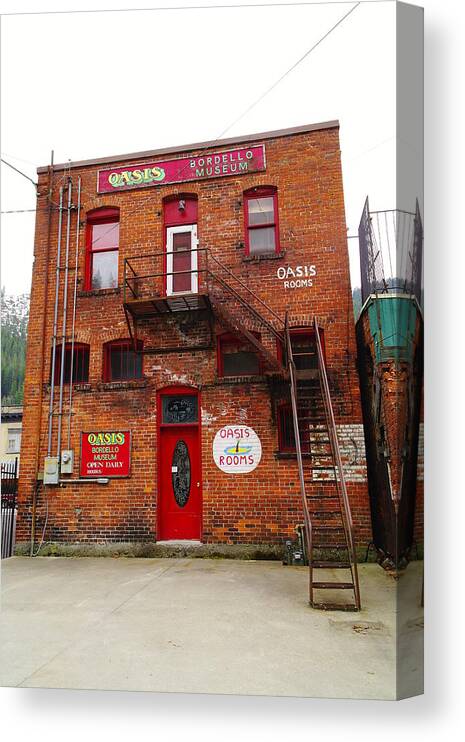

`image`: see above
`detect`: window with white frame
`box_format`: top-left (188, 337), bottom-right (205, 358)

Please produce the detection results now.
top-left (7, 428), bottom-right (21, 453)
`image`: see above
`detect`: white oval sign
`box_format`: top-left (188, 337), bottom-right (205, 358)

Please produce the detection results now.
top-left (213, 425), bottom-right (262, 474)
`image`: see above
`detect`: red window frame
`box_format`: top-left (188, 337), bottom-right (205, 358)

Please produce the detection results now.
top-left (103, 339), bottom-right (143, 382)
top-left (217, 332), bottom-right (263, 377)
top-left (85, 207), bottom-right (120, 291)
top-left (52, 343), bottom-right (90, 385)
top-left (277, 403), bottom-right (296, 452)
top-left (243, 185), bottom-right (280, 256)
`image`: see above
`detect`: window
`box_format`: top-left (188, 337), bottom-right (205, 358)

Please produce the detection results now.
top-left (290, 331), bottom-right (318, 370)
top-left (85, 207), bottom-right (120, 290)
top-left (244, 186), bottom-right (280, 256)
top-left (277, 405), bottom-right (296, 452)
top-left (162, 394), bottom-right (198, 424)
top-left (277, 328), bottom-right (324, 370)
top-left (52, 343), bottom-right (90, 384)
top-left (7, 428), bottom-right (21, 453)
top-left (217, 333), bottom-right (261, 377)
top-left (103, 340), bottom-right (143, 382)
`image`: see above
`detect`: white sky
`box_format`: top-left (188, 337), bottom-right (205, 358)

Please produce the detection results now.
top-left (0, 0), bottom-right (402, 295)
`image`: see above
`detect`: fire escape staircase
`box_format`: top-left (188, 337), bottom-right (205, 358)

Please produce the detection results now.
top-left (122, 249), bottom-right (361, 609)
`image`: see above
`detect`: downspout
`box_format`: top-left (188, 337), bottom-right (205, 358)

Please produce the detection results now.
top-left (30, 152), bottom-right (54, 556)
top-left (67, 177), bottom-right (81, 450)
top-left (56, 179), bottom-right (73, 458)
top-left (47, 186), bottom-right (64, 455)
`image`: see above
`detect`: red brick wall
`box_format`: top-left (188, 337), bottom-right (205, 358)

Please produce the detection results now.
top-left (17, 125), bottom-right (372, 548)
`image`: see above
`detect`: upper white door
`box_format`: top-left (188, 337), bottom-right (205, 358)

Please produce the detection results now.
top-left (166, 224), bottom-right (198, 296)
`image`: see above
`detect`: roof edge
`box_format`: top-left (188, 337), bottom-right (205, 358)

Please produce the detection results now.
top-left (37, 120), bottom-right (340, 174)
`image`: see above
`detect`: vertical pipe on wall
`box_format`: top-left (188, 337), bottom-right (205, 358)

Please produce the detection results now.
top-left (56, 179), bottom-right (73, 458)
top-left (30, 151), bottom-right (54, 556)
top-left (67, 177), bottom-right (81, 450)
top-left (47, 185), bottom-right (64, 456)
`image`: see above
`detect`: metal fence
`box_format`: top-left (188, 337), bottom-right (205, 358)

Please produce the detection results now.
top-left (359, 197), bottom-right (423, 306)
top-left (1, 458), bottom-right (18, 558)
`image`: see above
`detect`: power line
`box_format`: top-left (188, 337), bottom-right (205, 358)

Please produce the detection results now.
top-left (1, 4), bottom-right (361, 229)
top-left (0, 2), bottom-right (377, 18)
top-left (1, 158), bottom-right (37, 188)
top-left (1, 208), bottom-right (40, 214)
top-left (217, 1), bottom-right (360, 137)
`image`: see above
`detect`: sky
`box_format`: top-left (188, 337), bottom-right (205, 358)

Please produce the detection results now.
top-left (0, 0), bottom-right (405, 296)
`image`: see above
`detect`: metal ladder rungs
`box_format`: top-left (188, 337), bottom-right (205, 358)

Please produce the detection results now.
top-left (312, 582), bottom-right (355, 590)
top-left (311, 602), bottom-right (359, 612)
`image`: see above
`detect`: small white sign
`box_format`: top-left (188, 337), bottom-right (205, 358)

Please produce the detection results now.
top-left (213, 425), bottom-right (262, 474)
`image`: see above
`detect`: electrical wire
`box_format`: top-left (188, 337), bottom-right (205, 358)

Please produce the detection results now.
top-left (217, 1), bottom-right (360, 139)
top-left (1, 158), bottom-right (38, 187)
top-left (1, 2), bottom-right (375, 18)
top-left (44, 0), bottom-right (361, 240)
top-left (1, 3), bottom-right (370, 235)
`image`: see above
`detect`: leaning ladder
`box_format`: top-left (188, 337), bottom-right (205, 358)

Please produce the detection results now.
top-left (285, 314), bottom-right (361, 611)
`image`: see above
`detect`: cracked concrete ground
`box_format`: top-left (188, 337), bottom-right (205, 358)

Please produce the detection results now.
top-left (0, 557), bottom-right (423, 699)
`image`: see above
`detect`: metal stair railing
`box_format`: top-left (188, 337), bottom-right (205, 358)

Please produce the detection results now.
top-left (206, 251), bottom-right (283, 343)
top-left (314, 317), bottom-right (361, 610)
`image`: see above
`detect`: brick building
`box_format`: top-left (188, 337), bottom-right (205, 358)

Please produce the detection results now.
top-left (17, 121), bottom-right (371, 580)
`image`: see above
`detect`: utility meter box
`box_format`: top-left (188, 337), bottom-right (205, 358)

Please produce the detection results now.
top-left (60, 449), bottom-right (74, 474)
top-left (43, 456), bottom-right (59, 485)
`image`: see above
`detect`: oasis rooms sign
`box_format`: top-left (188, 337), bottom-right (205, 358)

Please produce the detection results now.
top-left (97, 145), bottom-right (266, 193)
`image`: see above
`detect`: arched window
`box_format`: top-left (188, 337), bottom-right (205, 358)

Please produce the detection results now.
top-left (243, 186), bottom-right (280, 256)
top-left (52, 343), bottom-right (90, 384)
top-left (103, 339), bottom-right (143, 382)
top-left (85, 207), bottom-right (120, 290)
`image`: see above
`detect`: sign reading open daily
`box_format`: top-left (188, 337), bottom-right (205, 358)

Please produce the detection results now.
top-left (80, 431), bottom-right (131, 478)
top-left (97, 145), bottom-right (266, 193)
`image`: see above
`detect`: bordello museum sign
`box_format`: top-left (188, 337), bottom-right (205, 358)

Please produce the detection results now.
top-left (97, 144), bottom-right (266, 193)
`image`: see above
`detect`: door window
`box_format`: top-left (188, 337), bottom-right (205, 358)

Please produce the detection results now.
top-left (171, 440), bottom-right (191, 507)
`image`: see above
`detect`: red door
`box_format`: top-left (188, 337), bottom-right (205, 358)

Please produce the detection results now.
top-left (158, 424), bottom-right (201, 540)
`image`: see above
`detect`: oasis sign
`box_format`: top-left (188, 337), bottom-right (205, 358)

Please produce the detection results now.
top-left (276, 264), bottom-right (317, 289)
top-left (97, 145), bottom-right (266, 193)
top-left (213, 425), bottom-right (262, 474)
top-left (80, 430), bottom-right (131, 478)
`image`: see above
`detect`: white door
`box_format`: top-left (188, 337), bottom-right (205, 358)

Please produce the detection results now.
top-left (166, 224), bottom-right (198, 296)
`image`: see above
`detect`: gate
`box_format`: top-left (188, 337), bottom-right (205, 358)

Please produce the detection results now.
top-left (1, 458), bottom-right (18, 558)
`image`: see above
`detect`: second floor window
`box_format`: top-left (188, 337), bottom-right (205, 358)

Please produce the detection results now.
top-left (103, 340), bottom-right (143, 382)
top-left (53, 343), bottom-right (90, 384)
top-left (85, 207), bottom-right (120, 290)
top-left (244, 186), bottom-right (280, 256)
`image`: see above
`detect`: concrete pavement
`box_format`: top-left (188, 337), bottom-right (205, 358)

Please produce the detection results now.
top-left (0, 557), bottom-right (423, 699)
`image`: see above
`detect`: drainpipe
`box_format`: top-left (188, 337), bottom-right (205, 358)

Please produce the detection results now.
top-left (56, 179), bottom-right (73, 458)
top-left (30, 153), bottom-right (55, 556)
top-left (47, 185), bottom-right (64, 455)
top-left (67, 177), bottom-right (81, 450)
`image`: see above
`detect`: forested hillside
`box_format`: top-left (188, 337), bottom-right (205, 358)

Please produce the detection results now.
top-left (1, 291), bottom-right (29, 406)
